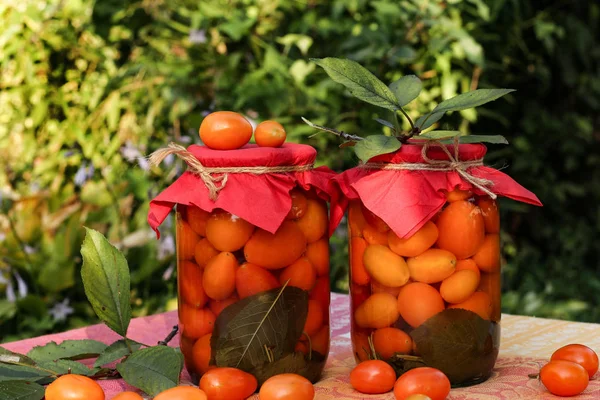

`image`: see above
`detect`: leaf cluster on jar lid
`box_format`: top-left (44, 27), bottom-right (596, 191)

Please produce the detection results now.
top-left (303, 57), bottom-right (514, 162)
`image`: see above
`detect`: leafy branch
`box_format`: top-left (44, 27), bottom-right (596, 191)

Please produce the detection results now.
top-left (0, 229), bottom-right (183, 399)
top-left (304, 57), bottom-right (513, 162)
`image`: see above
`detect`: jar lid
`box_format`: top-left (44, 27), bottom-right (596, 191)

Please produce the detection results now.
top-left (329, 143), bottom-right (542, 239)
top-left (148, 143), bottom-right (335, 237)
top-left (187, 143), bottom-right (316, 167)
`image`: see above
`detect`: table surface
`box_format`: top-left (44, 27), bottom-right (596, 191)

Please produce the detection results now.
top-left (4, 293), bottom-right (600, 399)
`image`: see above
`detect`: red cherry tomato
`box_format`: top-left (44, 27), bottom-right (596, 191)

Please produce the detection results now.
top-left (393, 367), bottom-right (450, 400)
top-left (199, 367), bottom-right (257, 400)
top-left (45, 374), bottom-right (105, 400)
top-left (154, 386), bottom-right (207, 400)
top-left (350, 360), bottom-right (396, 394)
top-left (540, 360), bottom-right (589, 397)
top-left (259, 373), bottom-right (315, 400)
top-left (551, 344), bottom-right (599, 378)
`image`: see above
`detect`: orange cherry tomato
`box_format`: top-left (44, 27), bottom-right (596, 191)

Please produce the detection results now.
top-left (254, 120), bottom-right (287, 148)
top-left (540, 360), bottom-right (589, 397)
top-left (405, 395), bottom-right (432, 400)
top-left (350, 360), bottom-right (396, 394)
top-left (112, 392), bottom-right (144, 400)
top-left (199, 111), bottom-right (252, 150)
top-left (551, 344), bottom-right (599, 378)
top-left (199, 367), bottom-right (257, 400)
top-left (393, 367), bottom-right (450, 400)
top-left (259, 373), bottom-right (315, 400)
top-left (154, 386), bottom-right (208, 400)
top-left (45, 374), bottom-right (105, 400)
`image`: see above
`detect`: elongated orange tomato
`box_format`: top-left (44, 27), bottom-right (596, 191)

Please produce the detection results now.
top-left (199, 367), bottom-right (257, 400)
top-left (350, 360), bottom-right (396, 394)
top-left (199, 111), bottom-right (252, 150)
top-left (255, 120), bottom-right (287, 148)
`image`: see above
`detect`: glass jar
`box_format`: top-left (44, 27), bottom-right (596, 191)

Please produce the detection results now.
top-left (328, 142), bottom-right (541, 387)
top-left (149, 143), bottom-right (334, 386)
top-left (348, 191), bottom-right (500, 386)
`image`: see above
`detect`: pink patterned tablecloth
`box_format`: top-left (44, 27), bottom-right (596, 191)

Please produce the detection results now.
top-left (4, 293), bottom-right (600, 399)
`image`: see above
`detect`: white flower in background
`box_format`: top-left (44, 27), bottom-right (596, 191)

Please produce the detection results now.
top-left (162, 263), bottom-right (175, 281)
top-left (24, 245), bottom-right (35, 255)
top-left (74, 163), bottom-right (88, 187)
top-left (158, 234), bottom-right (175, 260)
top-left (121, 141), bottom-right (150, 171)
top-left (189, 29), bottom-right (207, 44)
top-left (74, 163), bottom-right (95, 187)
top-left (164, 154), bottom-right (174, 167)
top-left (1, 269), bottom-right (28, 302)
top-left (49, 298), bottom-right (74, 322)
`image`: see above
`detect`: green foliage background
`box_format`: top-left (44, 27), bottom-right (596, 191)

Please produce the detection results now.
top-left (1, 0), bottom-right (598, 341)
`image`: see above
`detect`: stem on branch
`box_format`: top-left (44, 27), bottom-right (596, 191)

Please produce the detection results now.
top-left (158, 325), bottom-right (179, 346)
top-left (301, 117), bottom-right (363, 142)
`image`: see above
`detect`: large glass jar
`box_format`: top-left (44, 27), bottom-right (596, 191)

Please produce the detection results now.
top-left (148, 143), bottom-right (334, 386)
top-left (349, 191), bottom-right (501, 386)
top-left (328, 142), bottom-right (541, 387)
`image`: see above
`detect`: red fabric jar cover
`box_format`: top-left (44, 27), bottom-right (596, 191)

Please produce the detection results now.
top-left (148, 143), bottom-right (335, 237)
top-left (330, 142), bottom-right (542, 239)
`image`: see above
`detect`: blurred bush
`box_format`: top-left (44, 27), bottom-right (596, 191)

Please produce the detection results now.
top-left (0, 0), bottom-right (598, 341)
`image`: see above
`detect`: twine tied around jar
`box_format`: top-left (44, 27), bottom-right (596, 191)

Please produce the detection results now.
top-left (148, 143), bottom-right (314, 201)
top-left (361, 137), bottom-right (497, 199)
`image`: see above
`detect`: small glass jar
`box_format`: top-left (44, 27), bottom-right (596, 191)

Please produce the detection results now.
top-left (348, 191), bottom-right (501, 386)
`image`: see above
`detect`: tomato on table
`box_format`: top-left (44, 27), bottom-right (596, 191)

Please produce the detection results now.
top-left (45, 374), bottom-right (105, 400)
top-left (199, 367), bottom-right (257, 400)
top-left (259, 373), bottom-right (314, 400)
top-left (350, 360), bottom-right (396, 394)
top-left (551, 344), bottom-right (599, 378)
top-left (540, 360), bottom-right (589, 397)
top-left (393, 367), bottom-right (451, 400)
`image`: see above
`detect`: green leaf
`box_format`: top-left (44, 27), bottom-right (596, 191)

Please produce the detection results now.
top-left (410, 309), bottom-right (499, 384)
top-left (0, 363), bottom-right (52, 382)
top-left (80, 227), bottom-right (132, 337)
top-left (419, 130), bottom-right (462, 140)
top-left (373, 118), bottom-right (396, 130)
top-left (311, 57), bottom-right (399, 111)
top-left (0, 381), bottom-right (44, 400)
top-left (389, 75), bottom-right (422, 106)
top-left (211, 285), bottom-right (308, 372)
top-left (116, 346), bottom-right (183, 396)
top-left (437, 135), bottom-right (509, 145)
top-left (454, 135), bottom-right (509, 145)
top-left (94, 339), bottom-right (142, 368)
top-left (415, 112), bottom-right (444, 130)
top-left (0, 348), bottom-right (35, 366)
top-left (353, 135), bottom-right (402, 163)
top-left (251, 352), bottom-right (325, 386)
top-left (432, 89), bottom-right (515, 114)
top-left (36, 360), bottom-right (98, 376)
top-left (27, 340), bottom-right (107, 363)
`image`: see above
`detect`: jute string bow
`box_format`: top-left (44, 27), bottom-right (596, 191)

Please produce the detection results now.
top-left (149, 143), bottom-right (313, 201)
top-left (360, 137), bottom-right (497, 199)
